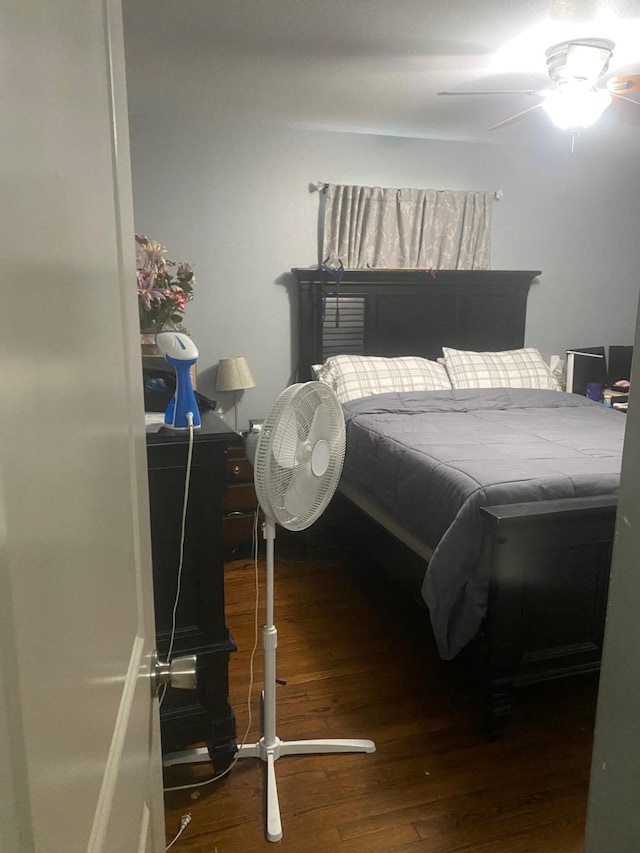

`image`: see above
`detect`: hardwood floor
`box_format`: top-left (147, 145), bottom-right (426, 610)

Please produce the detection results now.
top-left (163, 533), bottom-right (597, 852)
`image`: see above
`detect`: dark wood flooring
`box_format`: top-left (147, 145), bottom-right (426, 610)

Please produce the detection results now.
top-left (163, 534), bottom-right (597, 852)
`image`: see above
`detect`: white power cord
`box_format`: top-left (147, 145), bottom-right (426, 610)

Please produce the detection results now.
top-left (162, 508), bottom-right (262, 793)
top-left (166, 812), bottom-right (191, 849)
top-left (160, 417), bottom-right (195, 708)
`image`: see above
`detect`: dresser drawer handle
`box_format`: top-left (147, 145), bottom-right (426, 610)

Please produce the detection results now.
top-left (232, 464), bottom-right (241, 475)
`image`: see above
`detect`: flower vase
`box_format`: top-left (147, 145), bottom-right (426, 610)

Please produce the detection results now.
top-left (140, 332), bottom-right (162, 357)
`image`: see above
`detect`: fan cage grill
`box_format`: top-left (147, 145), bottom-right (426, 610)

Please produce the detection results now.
top-left (253, 382), bottom-right (345, 531)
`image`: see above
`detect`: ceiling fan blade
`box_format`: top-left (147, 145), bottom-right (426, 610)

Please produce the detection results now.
top-left (610, 92), bottom-right (640, 125)
top-left (607, 75), bottom-right (640, 94)
top-left (487, 102), bottom-right (544, 131)
top-left (611, 92), bottom-right (640, 106)
top-left (438, 90), bottom-right (542, 96)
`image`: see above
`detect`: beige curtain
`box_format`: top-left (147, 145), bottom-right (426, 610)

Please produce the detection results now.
top-left (321, 183), bottom-right (494, 270)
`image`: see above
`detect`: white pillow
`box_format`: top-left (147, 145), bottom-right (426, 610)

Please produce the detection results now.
top-left (314, 354), bottom-right (452, 403)
top-left (441, 347), bottom-right (560, 391)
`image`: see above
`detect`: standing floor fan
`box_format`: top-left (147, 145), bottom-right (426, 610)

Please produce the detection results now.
top-left (238, 381), bottom-right (375, 842)
top-left (162, 382), bottom-right (375, 841)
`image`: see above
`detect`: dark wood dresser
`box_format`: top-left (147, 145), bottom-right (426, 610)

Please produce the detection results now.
top-left (146, 411), bottom-right (242, 772)
top-left (222, 442), bottom-right (261, 555)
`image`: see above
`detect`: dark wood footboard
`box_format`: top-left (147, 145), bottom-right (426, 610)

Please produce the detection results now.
top-left (326, 489), bottom-right (616, 737)
top-left (479, 496), bottom-right (616, 737)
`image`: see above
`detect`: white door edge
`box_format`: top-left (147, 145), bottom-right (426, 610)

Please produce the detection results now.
top-left (87, 634), bottom-right (146, 853)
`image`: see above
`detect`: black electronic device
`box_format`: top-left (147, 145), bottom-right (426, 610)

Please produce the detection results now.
top-left (608, 345), bottom-right (633, 385)
top-left (566, 347), bottom-right (607, 396)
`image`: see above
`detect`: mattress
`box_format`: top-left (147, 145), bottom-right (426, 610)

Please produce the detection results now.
top-left (341, 388), bottom-right (625, 659)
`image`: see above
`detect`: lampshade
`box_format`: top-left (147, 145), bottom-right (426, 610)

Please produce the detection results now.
top-left (215, 356), bottom-right (256, 392)
top-left (542, 86), bottom-right (612, 130)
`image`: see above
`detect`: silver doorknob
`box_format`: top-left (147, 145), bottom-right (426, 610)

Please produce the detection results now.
top-left (150, 650), bottom-right (197, 693)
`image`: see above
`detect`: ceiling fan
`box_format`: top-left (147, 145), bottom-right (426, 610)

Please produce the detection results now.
top-left (438, 38), bottom-right (640, 132)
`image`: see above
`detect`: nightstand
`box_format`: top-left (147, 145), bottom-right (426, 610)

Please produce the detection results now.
top-left (222, 442), bottom-right (261, 555)
top-left (145, 411), bottom-right (243, 772)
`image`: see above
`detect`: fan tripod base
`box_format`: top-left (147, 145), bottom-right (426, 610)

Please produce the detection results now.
top-left (163, 735), bottom-right (375, 843)
top-left (237, 736), bottom-right (376, 842)
top-left (162, 506), bottom-right (376, 841)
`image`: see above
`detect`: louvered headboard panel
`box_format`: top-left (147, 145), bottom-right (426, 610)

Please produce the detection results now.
top-left (293, 268), bottom-right (541, 381)
top-left (321, 296), bottom-right (366, 359)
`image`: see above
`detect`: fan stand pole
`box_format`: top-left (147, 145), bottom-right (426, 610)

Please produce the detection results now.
top-left (163, 517), bottom-right (375, 843)
top-left (235, 518), bottom-right (376, 843)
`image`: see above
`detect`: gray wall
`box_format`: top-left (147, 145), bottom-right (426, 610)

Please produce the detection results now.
top-left (127, 110), bottom-right (640, 428)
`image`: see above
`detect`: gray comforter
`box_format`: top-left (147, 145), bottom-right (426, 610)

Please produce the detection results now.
top-left (341, 389), bottom-right (625, 660)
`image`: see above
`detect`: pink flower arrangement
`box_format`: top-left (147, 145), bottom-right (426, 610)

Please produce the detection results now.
top-left (136, 234), bottom-right (195, 334)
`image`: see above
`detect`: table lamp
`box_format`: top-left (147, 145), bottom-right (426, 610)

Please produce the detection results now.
top-left (215, 356), bottom-right (256, 432)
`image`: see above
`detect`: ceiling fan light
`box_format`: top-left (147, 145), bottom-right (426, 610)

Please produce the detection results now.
top-left (542, 87), bottom-right (612, 129)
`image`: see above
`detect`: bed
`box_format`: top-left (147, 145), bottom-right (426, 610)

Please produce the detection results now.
top-left (292, 267), bottom-right (622, 736)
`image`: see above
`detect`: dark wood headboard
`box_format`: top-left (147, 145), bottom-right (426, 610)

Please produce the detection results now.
top-left (293, 268), bottom-right (541, 381)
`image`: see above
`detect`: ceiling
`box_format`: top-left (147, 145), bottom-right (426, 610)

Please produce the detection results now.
top-left (123, 0), bottom-right (640, 148)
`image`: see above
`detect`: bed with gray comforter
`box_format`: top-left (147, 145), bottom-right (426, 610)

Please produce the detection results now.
top-left (341, 388), bottom-right (625, 661)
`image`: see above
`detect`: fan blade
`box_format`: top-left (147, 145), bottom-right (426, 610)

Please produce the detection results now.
top-left (438, 90), bottom-right (543, 96)
top-left (608, 75), bottom-right (640, 94)
top-left (612, 92), bottom-right (640, 106)
top-left (610, 92), bottom-right (640, 125)
top-left (283, 463), bottom-right (322, 517)
top-left (307, 402), bottom-right (331, 446)
top-left (272, 406), bottom-right (299, 469)
top-left (487, 102), bottom-right (544, 131)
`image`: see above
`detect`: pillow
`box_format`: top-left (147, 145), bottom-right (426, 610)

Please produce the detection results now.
top-left (314, 354), bottom-right (452, 403)
top-left (441, 347), bottom-right (560, 391)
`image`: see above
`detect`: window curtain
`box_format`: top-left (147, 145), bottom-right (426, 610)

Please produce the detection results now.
top-left (321, 183), bottom-right (494, 270)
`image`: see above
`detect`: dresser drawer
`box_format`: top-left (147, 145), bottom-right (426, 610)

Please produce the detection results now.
top-left (222, 482), bottom-right (257, 513)
top-left (223, 511), bottom-right (258, 546)
top-left (226, 455), bottom-right (253, 482)
top-left (223, 443), bottom-right (259, 555)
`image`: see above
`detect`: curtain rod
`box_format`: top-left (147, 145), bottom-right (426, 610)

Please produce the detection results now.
top-left (310, 182), bottom-right (503, 200)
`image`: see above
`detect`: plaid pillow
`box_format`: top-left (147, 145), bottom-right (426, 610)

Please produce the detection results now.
top-left (315, 354), bottom-right (452, 403)
top-left (442, 347), bottom-right (560, 391)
